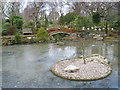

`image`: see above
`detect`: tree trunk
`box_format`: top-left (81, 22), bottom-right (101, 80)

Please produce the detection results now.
top-left (105, 21), bottom-right (108, 34)
top-left (82, 41), bottom-right (86, 64)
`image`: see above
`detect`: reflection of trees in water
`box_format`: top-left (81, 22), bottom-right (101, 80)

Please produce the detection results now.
top-left (48, 41), bottom-right (116, 61)
top-left (91, 42), bottom-right (108, 57)
top-left (48, 45), bottom-right (76, 58)
top-left (90, 42), bottom-right (115, 60)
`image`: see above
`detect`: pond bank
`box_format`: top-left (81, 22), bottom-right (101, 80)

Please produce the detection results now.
top-left (2, 36), bottom-right (119, 46)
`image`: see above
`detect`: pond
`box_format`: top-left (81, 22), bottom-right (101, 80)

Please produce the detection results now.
top-left (2, 40), bottom-right (118, 88)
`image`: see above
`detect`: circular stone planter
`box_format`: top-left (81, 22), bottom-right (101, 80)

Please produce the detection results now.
top-left (51, 57), bottom-right (112, 81)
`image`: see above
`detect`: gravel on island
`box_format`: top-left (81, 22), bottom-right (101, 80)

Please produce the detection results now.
top-left (51, 56), bottom-right (112, 81)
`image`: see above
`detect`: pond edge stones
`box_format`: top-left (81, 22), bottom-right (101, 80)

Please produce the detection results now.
top-left (51, 54), bottom-right (112, 81)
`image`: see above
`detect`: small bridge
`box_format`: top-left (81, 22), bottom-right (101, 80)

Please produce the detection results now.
top-left (47, 28), bottom-right (75, 38)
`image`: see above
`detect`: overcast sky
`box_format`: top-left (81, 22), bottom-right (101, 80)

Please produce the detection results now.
top-left (21, 1), bottom-right (71, 16)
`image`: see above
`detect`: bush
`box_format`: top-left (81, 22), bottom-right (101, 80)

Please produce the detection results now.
top-left (92, 12), bottom-right (100, 25)
top-left (99, 21), bottom-right (106, 28)
top-left (13, 16), bottom-right (23, 30)
top-left (2, 22), bottom-right (17, 35)
top-left (14, 34), bottom-right (22, 44)
top-left (59, 12), bottom-right (76, 25)
top-left (3, 22), bottom-right (10, 28)
top-left (2, 22), bottom-right (10, 35)
top-left (7, 25), bottom-right (17, 35)
top-left (56, 41), bottom-right (64, 46)
top-left (78, 31), bottom-right (90, 38)
top-left (114, 17), bottom-right (120, 28)
top-left (36, 23), bottom-right (41, 29)
top-left (2, 29), bottom-right (8, 36)
top-left (3, 16), bottom-right (23, 34)
top-left (37, 27), bottom-right (49, 42)
top-left (72, 16), bottom-right (93, 31)
top-left (50, 20), bottom-right (53, 24)
top-left (53, 34), bottom-right (62, 40)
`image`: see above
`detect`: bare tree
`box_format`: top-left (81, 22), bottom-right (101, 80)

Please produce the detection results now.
top-left (81, 41), bottom-right (86, 64)
top-left (26, 2), bottom-right (44, 32)
top-left (85, 2), bottom-right (118, 17)
top-left (68, 2), bottom-right (118, 17)
top-left (2, 2), bottom-right (22, 25)
top-left (47, 1), bottom-right (60, 24)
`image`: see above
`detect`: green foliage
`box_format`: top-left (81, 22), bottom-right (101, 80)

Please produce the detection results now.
top-left (2, 16), bottom-right (23, 35)
top-left (37, 27), bottom-right (49, 42)
top-left (92, 12), bottom-right (100, 25)
top-left (28, 20), bottom-right (34, 26)
top-left (5, 19), bottom-right (10, 23)
top-left (2, 22), bottom-right (10, 35)
top-left (114, 16), bottom-right (120, 28)
top-left (72, 16), bottom-right (93, 31)
top-left (59, 12), bottom-right (76, 25)
top-left (2, 22), bottom-right (16, 35)
top-left (53, 34), bottom-right (62, 40)
top-left (7, 25), bottom-right (17, 35)
top-left (2, 29), bottom-right (8, 35)
top-left (99, 20), bottom-right (106, 28)
top-left (36, 23), bottom-right (41, 29)
top-left (14, 33), bottom-right (22, 43)
top-left (49, 20), bottom-right (53, 24)
top-left (13, 16), bottom-right (23, 30)
top-left (78, 31), bottom-right (90, 38)
top-left (64, 12), bottom-right (76, 24)
top-left (49, 24), bottom-right (54, 27)
top-left (59, 15), bottom-right (66, 25)
top-left (49, 36), bottom-right (55, 40)
top-left (3, 22), bottom-right (10, 28)
top-left (23, 20), bottom-right (34, 29)
top-left (56, 41), bottom-right (64, 45)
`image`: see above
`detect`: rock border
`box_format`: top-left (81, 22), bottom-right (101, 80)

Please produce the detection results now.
top-left (51, 57), bottom-right (112, 81)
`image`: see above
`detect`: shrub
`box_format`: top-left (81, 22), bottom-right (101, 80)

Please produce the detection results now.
top-left (78, 31), bottom-right (90, 38)
top-left (49, 36), bottom-right (55, 40)
top-left (37, 27), bottom-right (49, 42)
top-left (7, 25), bottom-right (17, 35)
top-left (2, 29), bottom-right (8, 36)
top-left (53, 34), bottom-right (62, 40)
top-left (72, 16), bottom-right (93, 31)
top-left (36, 23), bottom-right (41, 29)
top-left (114, 17), bottom-right (120, 28)
top-left (14, 34), bottom-right (22, 44)
top-left (50, 20), bottom-right (53, 24)
top-left (2, 22), bottom-right (10, 35)
top-left (92, 12), bottom-right (100, 25)
top-left (13, 16), bottom-right (23, 30)
top-left (59, 15), bottom-right (66, 25)
top-left (3, 22), bottom-right (10, 28)
top-left (59, 12), bottom-right (76, 25)
top-left (56, 42), bottom-right (64, 46)
top-left (2, 22), bottom-right (16, 35)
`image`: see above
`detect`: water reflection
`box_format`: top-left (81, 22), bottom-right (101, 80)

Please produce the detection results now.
top-left (48, 45), bottom-right (77, 58)
top-left (2, 41), bottom-right (118, 88)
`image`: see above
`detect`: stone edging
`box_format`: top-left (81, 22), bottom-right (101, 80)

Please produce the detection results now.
top-left (51, 58), bottom-right (112, 81)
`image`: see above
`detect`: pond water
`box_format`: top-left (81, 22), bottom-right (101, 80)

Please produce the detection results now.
top-left (2, 40), bottom-right (118, 88)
